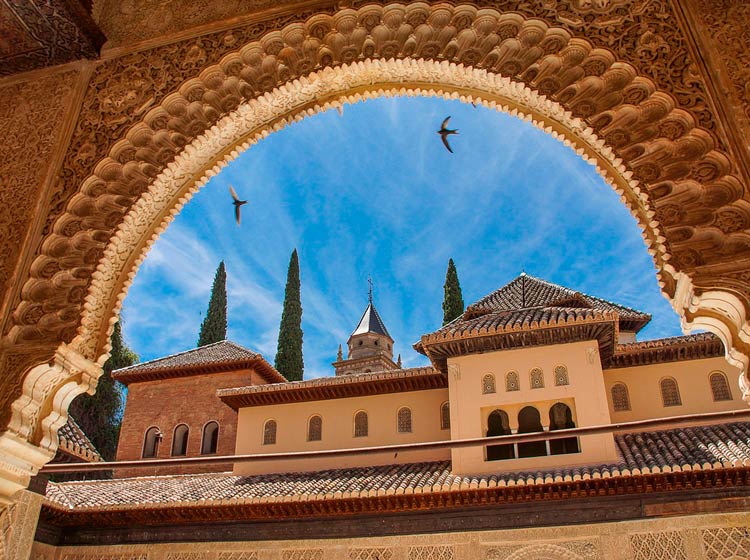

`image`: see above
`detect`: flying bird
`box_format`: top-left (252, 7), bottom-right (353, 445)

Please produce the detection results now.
top-left (229, 185), bottom-right (248, 225)
top-left (437, 116), bottom-right (458, 153)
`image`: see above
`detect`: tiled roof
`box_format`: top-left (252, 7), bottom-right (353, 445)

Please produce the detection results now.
top-left (351, 302), bottom-right (392, 339)
top-left (57, 417), bottom-right (102, 462)
top-left (44, 422), bottom-right (750, 512)
top-left (218, 367), bottom-right (445, 408)
top-left (112, 340), bottom-right (285, 384)
top-left (609, 332), bottom-right (725, 368)
top-left (464, 274), bottom-right (651, 329)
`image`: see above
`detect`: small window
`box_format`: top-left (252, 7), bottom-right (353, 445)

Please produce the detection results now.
top-left (440, 402), bottom-right (450, 430)
top-left (375, 340), bottom-right (378, 346)
top-left (308, 415), bottom-right (322, 441)
top-left (142, 426), bottom-right (161, 459)
top-left (397, 407), bottom-right (412, 433)
top-left (554, 365), bottom-right (569, 386)
top-left (263, 420), bottom-right (277, 445)
top-left (171, 424), bottom-right (189, 456)
top-left (710, 372), bottom-right (732, 401)
top-left (530, 368), bottom-right (544, 389)
top-left (660, 377), bottom-right (682, 407)
top-left (482, 374), bottom-right (496, 394)
top-left (505, 371), bottom-right (520, 392)
top-left (201, 421), bottom-right (219, 454)
top-left (354, 411), bottom-right (368, 437)
top-left (611, 383), bottom-right (631, 412)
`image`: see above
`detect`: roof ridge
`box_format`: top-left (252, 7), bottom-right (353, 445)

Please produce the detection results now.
top-left (114, 339), bottom-right (250, 373)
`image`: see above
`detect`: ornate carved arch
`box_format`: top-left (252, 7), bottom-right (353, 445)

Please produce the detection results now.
top-left (2, 0), bottom-right (750, 502)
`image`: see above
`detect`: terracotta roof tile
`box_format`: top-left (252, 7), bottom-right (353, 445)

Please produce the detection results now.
top-left (609, 332), bottom-right (725, 368)
top-left (57, 417), bottom-right (102, 462)
top-left (44, 422), bottom-right (750, 512)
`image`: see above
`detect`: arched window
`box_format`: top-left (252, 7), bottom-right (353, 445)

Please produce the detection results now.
top-left (548, 403), bottom-right (579, 455)
top-left (517, 406), bottom-right (547, 458)
top-left (710, 372), bottom-right (732, 401)
top-left (482, 374), bottom-right (496, 394)
top-left (440, 402), bottom-right (450, 430)
top-left (505, 371), bottom-right (520, 392)
top-left (201, 421), bottom-right (219, 454)
top-left (142, 427), bottom-right (161, 459)
top-left (354, 411), bottom-right (368, 437)
top-left (660, 377), bottom-right (682, 407)
top-left (171, 424), bottom-right (189, 457)
top-left (529, 368), bottom-right (544, 389)
top-left (397, 407), bottom-right (412, 433)
top-left (554, 365), bottom-right (569, 386)
top-left (263, 420), bottom-right (277, 445)
top-left (486, 409), bottom-right (514, 461)
top-left (611, 383), bottom-right (631, 412)
top-left (308, 415), bottom-right (322, 441)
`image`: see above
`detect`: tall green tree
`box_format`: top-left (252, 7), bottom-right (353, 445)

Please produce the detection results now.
top-left (197, 261), bottom-right (228, 347)
top-left (68, 321), bottom-right (137, 461)
top-left (275, 249), bottom-right (304, 381)
top-left (442, 258), bottom-right (465, 325)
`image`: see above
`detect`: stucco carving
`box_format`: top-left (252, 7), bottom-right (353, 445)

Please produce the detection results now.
top-left (3, 0), bottom-right (750, 508)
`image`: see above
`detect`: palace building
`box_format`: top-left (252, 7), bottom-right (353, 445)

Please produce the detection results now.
top-left (31, 274), bottom-right (750, 559)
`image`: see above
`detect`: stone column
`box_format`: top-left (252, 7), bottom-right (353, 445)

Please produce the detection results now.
top-left (0, 489), bottom-right (43, 560)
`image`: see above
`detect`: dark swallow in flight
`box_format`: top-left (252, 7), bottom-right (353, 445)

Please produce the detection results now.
top-left (229, 185), bottom-right (248, 225)
top-left (437, 116), bottom-right (458, 153)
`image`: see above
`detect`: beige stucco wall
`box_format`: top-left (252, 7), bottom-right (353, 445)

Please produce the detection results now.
top-left (448, 340), bottom-right (619, 476)
top-left (233, 388), bottom-right (450, 475)
top-left (604, 356), bottom-right (745, 423)
top-left (30, 510), bottom-right (750, 559)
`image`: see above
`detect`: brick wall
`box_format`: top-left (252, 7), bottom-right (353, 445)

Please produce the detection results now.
top-left (115, 368), bottom-right (267, 477)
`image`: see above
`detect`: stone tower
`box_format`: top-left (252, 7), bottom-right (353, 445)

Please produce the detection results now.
top-left (333, 289), bottom-right (399, 376)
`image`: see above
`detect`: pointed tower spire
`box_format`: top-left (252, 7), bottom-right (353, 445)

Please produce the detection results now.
top-left (397, 353), bottom-right (402, 368)
top-left (337, 344), bottom-right (343, 361)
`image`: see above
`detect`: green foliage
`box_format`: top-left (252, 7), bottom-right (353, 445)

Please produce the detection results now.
top-left (442, 258), bottom-right (465, 325)
top-left (275, 249), bottom-right (304, 381)
top-left (198, 261), bottom-right (228, 347)
top-left (68, 321), bottom-right (137, 462)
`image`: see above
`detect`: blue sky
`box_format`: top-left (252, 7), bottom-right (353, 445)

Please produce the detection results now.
top-left (120, 96), bottom-right (683, 378)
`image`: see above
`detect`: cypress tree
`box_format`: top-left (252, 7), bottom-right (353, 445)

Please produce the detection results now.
top-left (68, 321), bottom-right (137, 461)
top-left (442, 258), bottom-right (465, 325)
top-left (197, 261), bottom-right (228, 347)
top-left (275, 249), bottom-right (304, 381)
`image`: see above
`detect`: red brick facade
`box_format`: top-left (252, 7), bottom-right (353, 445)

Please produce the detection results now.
top-left (115, 368), bottom-right (268, 477)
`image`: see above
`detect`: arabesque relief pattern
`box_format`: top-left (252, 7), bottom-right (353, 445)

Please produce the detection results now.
top-left (1, 0), bottom-right (750, 508)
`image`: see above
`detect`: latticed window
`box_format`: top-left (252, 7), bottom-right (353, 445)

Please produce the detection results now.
top-left (263, 420), bottom-right (277, 445)
top-left (308, 415), bottom-right (322, 441)
top-left (611, 383), bottom-right (631, 412)
top-left (482, 374), bottom-right (496, 394)
top-left (554, 365), bottom-right (569, 386)
top-left (660, 377), bottom-right (682, 407)
top-left (530, 368), bottom-right (544, 389)
top-left (397, 407), bottom-right (412, 433)
top-left (505, 371), bottom-right (519, 392)
top-left (354, 411), bottom-right (368, 437)
top-left (710, 372), bottom-right (732, 401)
top-left (440, 402), bottom-right (450, 430)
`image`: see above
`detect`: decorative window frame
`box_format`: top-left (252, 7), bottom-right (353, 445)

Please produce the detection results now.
top-left (554, 365), bottom-right (569, 386)
top-left (482, 373), bottom-right (496, 394)
top-left (709, 371), bottom-right (732, 401)
top-left (354, 410), bottom-right (369, 438)
top-left (529, 367), bottom-right (545, 389)
top-left (440, 401), bottom-right (450, 430)
top-left (659, 377), bottom-right (682, 407)
top-left (307, 414), bottom-right (323, 442)
top-left (610, 382), bottom-right (631, 412)
top-left (505, 370), bottom-right (520, 392)
top-left (262, 419), bottom-right (277, 445)
top-left (397, 406), bottom-right (413, 433)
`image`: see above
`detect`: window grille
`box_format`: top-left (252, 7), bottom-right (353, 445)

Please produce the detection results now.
top-left (660, 378), bottom-right (682, 407)
top-left (505, 371), bottom-right (520, 392)
top-left (263, 420), bottom-right (277, 445)
top-left (482, 374), bottom-right (496, 394)
top-left (397, 407), bottom-right (412, 433)
top-left (710, 372), bottom-right (732, 401)
top-left (611, 383), bottom-right (631, 411)
top-left (440, 402), bottom-right (450, 430)
top-left (308, 415), bottom-right (322, 441)
top-left (530, 368), bottom-right (544, 389)
top-left (354, 411), bottom-right (368, 437)
top-left (554, 365), bottom-right (569, 386)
